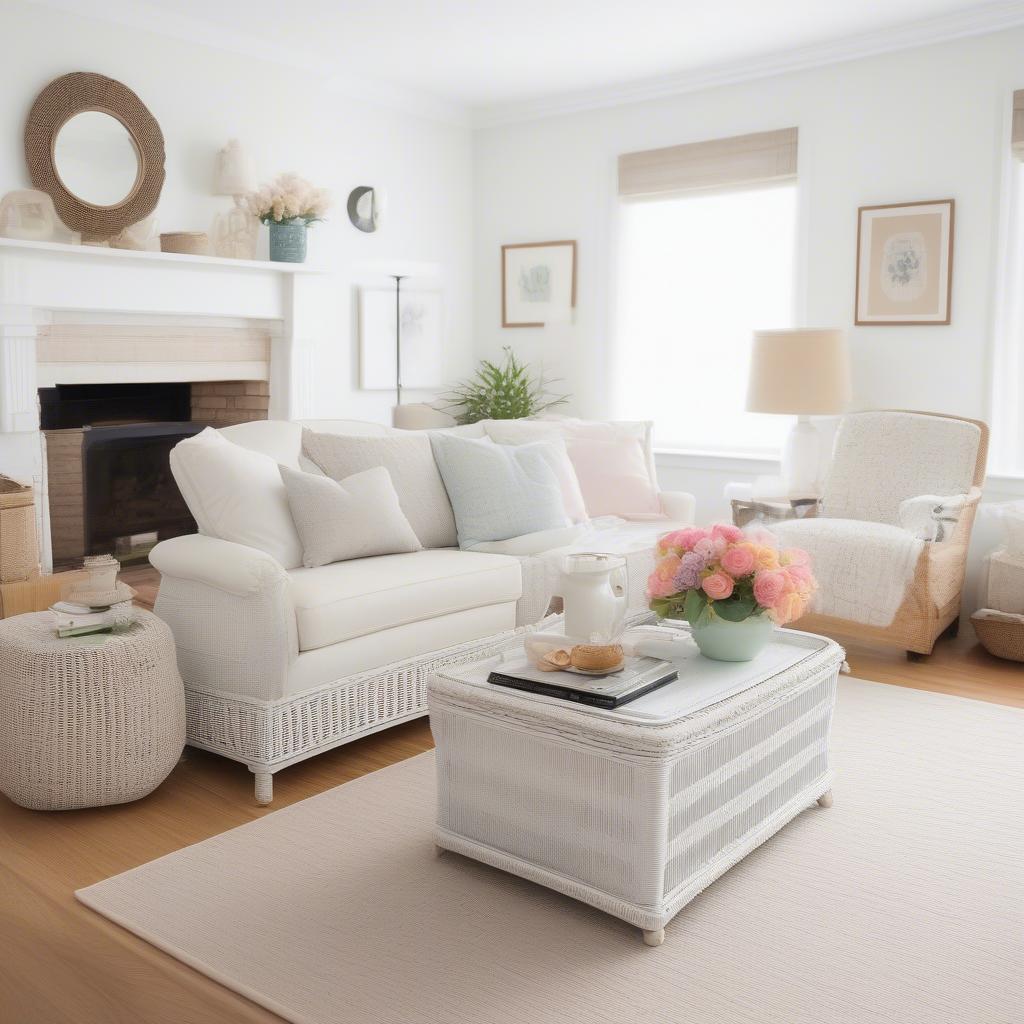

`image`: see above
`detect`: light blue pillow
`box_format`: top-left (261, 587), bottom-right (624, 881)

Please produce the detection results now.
top-left (429, 434), bottom-right (570, 549)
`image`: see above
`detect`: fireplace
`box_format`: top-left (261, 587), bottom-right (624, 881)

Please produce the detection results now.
top-left (41, 380), bottom-right (269, 568)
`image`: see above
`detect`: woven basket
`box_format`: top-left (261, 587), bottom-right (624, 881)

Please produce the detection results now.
top-left (971, 611), bottom-right (1024, 663)
top-left (160, 231), bottom-right (210, 255)
top-left (0, 476), bottom-right (38, 584)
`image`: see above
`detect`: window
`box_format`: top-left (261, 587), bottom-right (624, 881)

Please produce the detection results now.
top-left (992, 91), bottom-right (1024, 474)
top-left (613, 130), bottom-right (799, 454)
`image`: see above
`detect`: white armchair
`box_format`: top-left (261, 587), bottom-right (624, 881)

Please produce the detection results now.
top-left (771, 410), bottom-right (988, 658)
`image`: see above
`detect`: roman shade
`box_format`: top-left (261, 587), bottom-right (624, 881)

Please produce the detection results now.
top-left (618, 127), bottom-right (798, 198)
top-left (1012, 90), bottom-right (1024, 158)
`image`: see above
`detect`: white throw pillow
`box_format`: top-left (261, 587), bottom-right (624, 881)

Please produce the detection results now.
top-left (169, 427), bottom-right (304, 569)
top-left (280, 465), bottom-right (421, 567)
top-left (482, 420), bottom-right (589, 523)
top-left (430, 434), bottom-right (570, 550)
top-left (302, 429), bottom-right (457, 549)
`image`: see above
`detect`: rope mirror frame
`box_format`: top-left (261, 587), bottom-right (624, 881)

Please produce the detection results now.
top-left (24, 72), bottom-right (165, 241)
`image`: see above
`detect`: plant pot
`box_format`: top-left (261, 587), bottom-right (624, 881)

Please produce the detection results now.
top-left (690, 613), bottom-right (775, 662)
top-left (268, 218), bottom-right (307, 263)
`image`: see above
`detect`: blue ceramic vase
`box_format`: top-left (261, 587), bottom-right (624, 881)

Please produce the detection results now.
top-left (269, 218), bottom-right (307, 263)
top-left (690, 613), bottom-right (775, 662)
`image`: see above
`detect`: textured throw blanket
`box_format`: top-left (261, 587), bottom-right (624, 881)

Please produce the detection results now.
top-left (769, 519), bottom-right (924, 628)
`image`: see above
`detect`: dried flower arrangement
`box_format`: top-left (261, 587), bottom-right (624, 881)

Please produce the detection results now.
top-left (246, 174), bottom-right (330, 226)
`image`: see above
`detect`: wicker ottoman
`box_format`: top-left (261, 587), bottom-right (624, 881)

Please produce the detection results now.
top-left (0, 609), bottom-right (185, 810)
top-left (428, 621), bottom-right (844, 946)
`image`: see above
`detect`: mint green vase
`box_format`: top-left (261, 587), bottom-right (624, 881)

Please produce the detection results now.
top-left (690, 613), bottom-right (775, 662)
top-left (269, 218), bottom-right (307, 263)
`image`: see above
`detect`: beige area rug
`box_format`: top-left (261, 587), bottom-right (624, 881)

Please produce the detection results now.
top-left (77, 678), bottom-right (1024, 1024)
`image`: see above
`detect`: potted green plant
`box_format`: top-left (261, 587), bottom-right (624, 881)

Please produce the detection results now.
top-left (443, 347), bottom-right (568, 424)
top-left (246, 174), bottom-right (330, 263)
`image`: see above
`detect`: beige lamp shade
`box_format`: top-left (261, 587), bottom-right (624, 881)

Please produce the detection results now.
top-left (746, 329), bottom-right (851, 415)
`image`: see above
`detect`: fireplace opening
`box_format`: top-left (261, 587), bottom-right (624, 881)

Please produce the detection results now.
top-left (41, 379), bottom-right (269, 569)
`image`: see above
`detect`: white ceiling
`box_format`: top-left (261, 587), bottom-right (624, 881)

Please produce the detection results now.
top-left (38, 0), bottom-right (1024, 119)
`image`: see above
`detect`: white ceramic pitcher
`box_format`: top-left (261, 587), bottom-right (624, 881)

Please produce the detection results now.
top-left (555, 552), bottom-right (628, 643)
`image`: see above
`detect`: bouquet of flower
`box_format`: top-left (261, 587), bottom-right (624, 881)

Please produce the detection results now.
top-left (246, 174), bottom-right (330, 226)
top-left (647, 523), bottom-right (817, 627)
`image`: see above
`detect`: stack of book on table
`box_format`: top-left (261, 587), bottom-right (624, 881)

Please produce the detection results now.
top-left (49, 554), bottom-right (136, 638)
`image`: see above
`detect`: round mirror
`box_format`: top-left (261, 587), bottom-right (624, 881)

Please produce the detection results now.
top-left (53, 111), bottom-right (140, 208)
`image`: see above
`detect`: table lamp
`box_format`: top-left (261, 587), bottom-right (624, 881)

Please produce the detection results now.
top-left (746, 328), bottom-right (851, 496)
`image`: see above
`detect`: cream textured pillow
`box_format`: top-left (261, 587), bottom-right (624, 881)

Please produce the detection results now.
top-left (481, 420), bottom-right (589, 523)
top-left (280, 465), bottom-right (421, 567)
top-left (301, 429), bottom-right (457, 549)
top-left (169, 427), bottom-right (304, 569)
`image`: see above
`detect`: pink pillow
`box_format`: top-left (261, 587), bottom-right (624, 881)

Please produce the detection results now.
top-left (564, 435), bottom-right (660, 517)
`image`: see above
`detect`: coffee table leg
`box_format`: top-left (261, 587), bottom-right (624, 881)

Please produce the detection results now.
top-left (817, 789), bottom-right (834, 808)
top-left (642, 928), bottom-right (665, 947)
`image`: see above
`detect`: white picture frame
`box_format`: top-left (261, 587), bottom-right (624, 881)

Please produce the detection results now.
top-left (359, 287), bottom-right (444, 390)
top-left (502, 240), bottom-right (576, 327)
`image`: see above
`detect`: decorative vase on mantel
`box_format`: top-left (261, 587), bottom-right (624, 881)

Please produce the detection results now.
top-left (245, 173), bottom-right (330, 265)
top-left (268, 218), bottom-right (307, 263)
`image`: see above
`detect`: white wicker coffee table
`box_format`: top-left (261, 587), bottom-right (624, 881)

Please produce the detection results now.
top-left (428, 620), bottom-right (844, 946)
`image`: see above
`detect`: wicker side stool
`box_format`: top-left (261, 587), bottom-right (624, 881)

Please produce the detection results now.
top-left (0, 609), bottom-right (185, 810)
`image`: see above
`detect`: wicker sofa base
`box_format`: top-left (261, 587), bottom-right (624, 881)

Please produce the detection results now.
top-left (184, 620), bottom-right (547, 803)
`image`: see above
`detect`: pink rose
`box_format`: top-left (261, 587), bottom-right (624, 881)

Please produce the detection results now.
top-left (647, 571), bottom-right (676, 599)
top-left (720, 544), bottom-right (756, 578)
top-left (753, 569), bottom-right (787, 609)
top-left (693, 537), bottom-right (716, 562)
top-left (702, 571), bottom-right (734, 601)
top-left (711, 523), bottom-right (744, 544)
top-left (655, 554), bottom-right (682, 581)
top-left (771, 591), bottom-right (807, 625)
top-left (674, 527), bottom-right (710, 551)
top-left (782, 547), bottom-right (810, 567)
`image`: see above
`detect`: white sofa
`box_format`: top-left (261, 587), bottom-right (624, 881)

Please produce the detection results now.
top-left (151, 418), bottom-right (695, 802)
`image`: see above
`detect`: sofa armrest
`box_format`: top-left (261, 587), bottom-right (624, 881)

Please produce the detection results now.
top-left (151, 534), bottom-right (288, 596)
top-left (151, 535), bottom-right (298, 701)
top-left (659, 490), bottom-right (696, 523)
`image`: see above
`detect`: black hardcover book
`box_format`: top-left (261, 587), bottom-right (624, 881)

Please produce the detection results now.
top-left (487, 655), bottom-right (677, 710)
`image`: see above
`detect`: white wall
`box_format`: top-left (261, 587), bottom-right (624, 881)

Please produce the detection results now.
top-left (473, 29), bottom-right (1024, 518)
top-left (0, 0), bottom-right (475, 428)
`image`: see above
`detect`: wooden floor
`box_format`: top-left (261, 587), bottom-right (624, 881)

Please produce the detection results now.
top-left (1, 568), bottom-right (1021, 1024)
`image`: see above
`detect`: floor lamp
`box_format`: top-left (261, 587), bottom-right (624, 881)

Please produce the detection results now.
top-left (746, 328), bottom-right (851, 496)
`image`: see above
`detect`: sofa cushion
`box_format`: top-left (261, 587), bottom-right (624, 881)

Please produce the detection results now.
top-left (301, 429), bottom-right (458, 549)
top-left (280, 465), bottom-right (421, 567)
top-left (287, 548), bottom-right (522, 651)
top-left (170, 428), bottom-right (304, 569)
top-left (430, 434), bottom-right (570, 549)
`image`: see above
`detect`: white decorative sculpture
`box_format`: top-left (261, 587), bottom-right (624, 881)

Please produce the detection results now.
top-left (0, 189), bottom-right (79, 243)
top-left (212, 138), bottom-right (258, 259)
top-left (109, 213), bottom-right (159, 251)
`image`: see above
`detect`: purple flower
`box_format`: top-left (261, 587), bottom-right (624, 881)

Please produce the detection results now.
top-left (673, 551), bottom-right (706, 591)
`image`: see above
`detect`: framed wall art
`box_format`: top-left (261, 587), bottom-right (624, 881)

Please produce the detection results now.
top-left (855, 199), bottom-right (954, 325)
top-left (501, 240), bottom-right (576, 327)
top-left (359, 287), bottom-right (444, 390)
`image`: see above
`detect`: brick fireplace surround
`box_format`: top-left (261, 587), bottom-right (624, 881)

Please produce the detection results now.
top-left (0, 236), bottom-right (327, 571)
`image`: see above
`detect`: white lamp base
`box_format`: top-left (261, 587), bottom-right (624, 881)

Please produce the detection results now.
top-left (781, 416), bottom-right (823, 497)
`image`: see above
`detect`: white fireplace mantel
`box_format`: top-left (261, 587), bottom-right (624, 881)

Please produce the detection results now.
top-left (0, 236), bottom-right (331, 569)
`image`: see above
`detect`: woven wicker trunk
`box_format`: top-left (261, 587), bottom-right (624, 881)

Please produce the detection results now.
top-left (429, 626), bottom-right (843, 941)
top-left (0, 476), bottom-right (38, 584)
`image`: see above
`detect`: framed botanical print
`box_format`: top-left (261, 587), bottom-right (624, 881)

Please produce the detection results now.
top-left (501, 240), bottom-right (576, 327)
top-left (855, 200), bottom-right (954, 325)
top-left (359, 287), bottom-right (444, 390)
